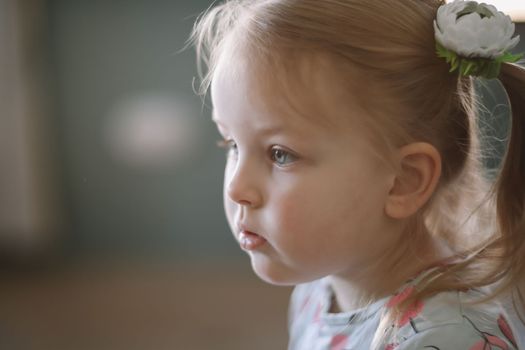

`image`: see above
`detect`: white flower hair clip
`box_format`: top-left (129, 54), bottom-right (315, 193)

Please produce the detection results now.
top-left (434, 0), bottom-right (523, 79)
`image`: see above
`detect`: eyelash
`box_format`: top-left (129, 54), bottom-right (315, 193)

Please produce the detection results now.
top-left (216, 139), bottom-right (297, 166)
top-left (216, 139), bottom-right (237, 154)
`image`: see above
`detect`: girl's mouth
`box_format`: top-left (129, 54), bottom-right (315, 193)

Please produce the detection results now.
top-left (239, 230), bottom-right (267, 251)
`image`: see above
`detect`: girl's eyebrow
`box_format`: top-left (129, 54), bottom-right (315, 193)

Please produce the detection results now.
top-left (212, 112), bottom-right (287, 137)
top-left (217, 121), bottom-right (286, 137)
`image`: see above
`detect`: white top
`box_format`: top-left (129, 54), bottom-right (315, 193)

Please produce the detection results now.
top-left (288, 276), bottom-right (521, 349)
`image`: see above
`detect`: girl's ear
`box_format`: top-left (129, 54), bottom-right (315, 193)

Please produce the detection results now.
top-left (384, 142), bottom-right (442, 219)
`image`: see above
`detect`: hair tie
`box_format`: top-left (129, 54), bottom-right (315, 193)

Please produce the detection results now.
top-left (433, 0), bottom-right (523, 79)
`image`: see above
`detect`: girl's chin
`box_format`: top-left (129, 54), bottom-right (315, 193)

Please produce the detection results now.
top-left (249, 255), bottom-right (312, 286)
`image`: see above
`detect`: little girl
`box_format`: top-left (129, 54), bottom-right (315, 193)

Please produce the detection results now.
top-left (190, 0), bottom-right (525, 348)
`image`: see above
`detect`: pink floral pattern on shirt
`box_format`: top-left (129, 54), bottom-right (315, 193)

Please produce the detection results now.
top-left (386, 285), bottom-right (425, 327)
top-left (498, 314), bottom-right (517, 347)
top-left (383, 287), bottom-right (517, 350)
top-left (288, 277), bottom-right (519, 350)
top-left (465, 314), bottom-right (515, 350)
top-left (329, 334), bottom-right (349, 350)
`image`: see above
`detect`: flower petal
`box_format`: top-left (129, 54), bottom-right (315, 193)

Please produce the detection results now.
top-left (497, 315), bottom-right (517, 347)
top-left (387, 286), bottom-right (415, 308)
top-left (330, 334), bottom-right (348, 350)
top-left (486, 334), bottom-right (509, 349)
top-left (434, 0), bottom-right (521, 59)
top-left (469, 340), bottom-right (488, 350)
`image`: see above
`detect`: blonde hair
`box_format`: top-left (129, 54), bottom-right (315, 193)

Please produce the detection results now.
top-left (189, 0), bottom-right (525, 346)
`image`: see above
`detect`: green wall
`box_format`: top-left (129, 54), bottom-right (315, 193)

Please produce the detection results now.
top-left (47, 0), bottom-right (238, 260)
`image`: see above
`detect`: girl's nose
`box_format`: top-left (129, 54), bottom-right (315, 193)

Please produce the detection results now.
top-left (225, 159), bottom-right (263, 208)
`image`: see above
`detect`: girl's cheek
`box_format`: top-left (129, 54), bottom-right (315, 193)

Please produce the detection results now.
top-left (223, 162), bottom-right (234, 202)
top-left (223, 166), bottom-right (237, 231)
top-left (223, 198), bottom-right (237, 235)
top-left (270, 195), bottom-right (301, 234)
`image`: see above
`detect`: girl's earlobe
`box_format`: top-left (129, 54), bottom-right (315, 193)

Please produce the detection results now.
top-left (384, 142), bottom-right (442, 219)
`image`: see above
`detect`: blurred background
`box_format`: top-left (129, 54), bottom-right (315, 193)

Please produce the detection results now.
top-left (1, 1), bottom-right (291, 349)
top-left (0, 1), bottom-right (523, 349)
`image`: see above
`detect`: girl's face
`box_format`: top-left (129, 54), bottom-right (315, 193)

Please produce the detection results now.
top-left (211, 54), bottom-right (399, 286)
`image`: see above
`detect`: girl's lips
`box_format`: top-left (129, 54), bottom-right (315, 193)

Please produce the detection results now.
top-left (239, 230), bottom-right (267, 251)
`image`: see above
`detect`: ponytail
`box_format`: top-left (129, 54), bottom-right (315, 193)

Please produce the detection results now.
top-left (493, 62), bottom-right (525, 311)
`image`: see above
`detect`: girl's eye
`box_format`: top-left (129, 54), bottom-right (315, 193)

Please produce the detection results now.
top-left (216, 140), bottom-right (297, 166)
top-left (270, 147), bottom-right (297, 166)
top-left (216, 139), bottom-right (238, 156)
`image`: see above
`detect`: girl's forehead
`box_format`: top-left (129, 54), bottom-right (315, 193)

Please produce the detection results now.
top-left (212, 49), bottom-right (367, 134)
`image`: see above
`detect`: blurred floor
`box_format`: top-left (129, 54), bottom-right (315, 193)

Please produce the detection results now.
top-left (0, 260), bottom-right (292, 350)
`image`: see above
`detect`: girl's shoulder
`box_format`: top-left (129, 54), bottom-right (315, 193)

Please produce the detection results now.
top-left (391, 288), bottom-right (521, 350)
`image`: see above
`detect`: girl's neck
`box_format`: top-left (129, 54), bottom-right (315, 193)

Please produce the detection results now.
top-left (328, 230), bottom-right (447, 313)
